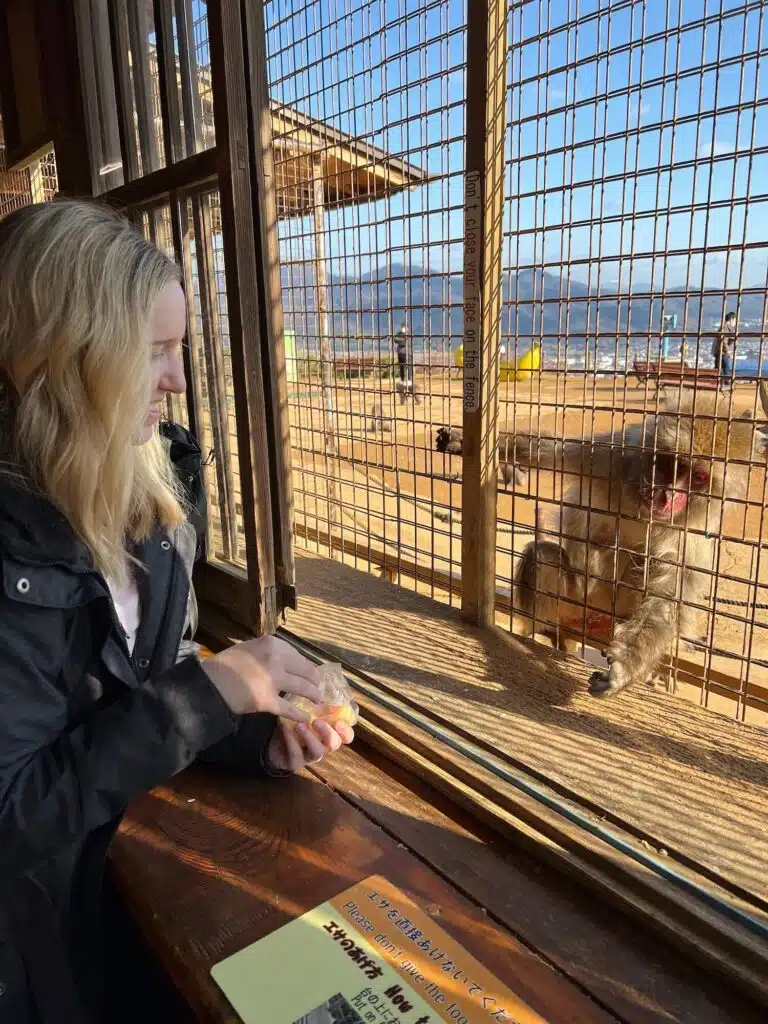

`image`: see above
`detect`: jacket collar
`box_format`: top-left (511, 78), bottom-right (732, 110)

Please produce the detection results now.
top-left (0, 474), bottom-right (94, 572)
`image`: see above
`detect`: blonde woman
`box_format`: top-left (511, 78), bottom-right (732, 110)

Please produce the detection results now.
top-left (0, 200), bottom-right (353, 1023)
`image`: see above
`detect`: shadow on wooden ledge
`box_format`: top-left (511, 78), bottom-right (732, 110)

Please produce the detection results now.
top-left (286, 550), bottom-right (768, 903)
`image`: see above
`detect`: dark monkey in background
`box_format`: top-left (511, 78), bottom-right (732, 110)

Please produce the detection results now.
top-left (437, 386), bottom-right (768, 697)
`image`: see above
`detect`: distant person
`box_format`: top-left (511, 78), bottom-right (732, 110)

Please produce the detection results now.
top-left (395, 323), bottom-right (410, 383)
top-left (713, 311), bottom-right (737, 389)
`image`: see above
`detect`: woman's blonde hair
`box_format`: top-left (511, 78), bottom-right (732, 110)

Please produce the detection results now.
top-left (0, 199), bottom-right (185, 580)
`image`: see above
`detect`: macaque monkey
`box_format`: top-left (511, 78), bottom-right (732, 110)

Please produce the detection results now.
top-left (510, 385), bottom-right (768, 697)
top-left (435, 425), bottom-right (524, 487)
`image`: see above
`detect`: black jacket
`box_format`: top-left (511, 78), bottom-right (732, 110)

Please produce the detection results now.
top-left (0, 476), bottom-right (278, 1023)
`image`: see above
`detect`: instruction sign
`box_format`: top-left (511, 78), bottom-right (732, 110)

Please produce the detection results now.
top-left (211, 875), bottom-right (548, 1024)
top-left (463, 170), bottom-right (482, 413)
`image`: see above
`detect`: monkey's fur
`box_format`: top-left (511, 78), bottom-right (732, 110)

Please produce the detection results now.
top-left (435, 425), bottom-right (524, 486)
top-left (515, 388), bottom-right (768, 696)
top-left (437, 386), bottom-right (768, 697)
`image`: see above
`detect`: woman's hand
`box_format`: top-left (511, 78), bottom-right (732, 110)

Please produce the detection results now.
top-left (201, 635), bottom-right (323, 722)
top-left (266, 718), bottom-right (355, 773)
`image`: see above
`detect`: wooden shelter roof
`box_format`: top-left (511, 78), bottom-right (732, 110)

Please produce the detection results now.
top-left (269, 101), bottom-right (429, 216)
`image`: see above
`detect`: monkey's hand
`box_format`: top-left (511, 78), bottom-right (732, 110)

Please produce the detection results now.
top-left (588, 599), bottom-right (673, 697)
top-left (588, 650), bottom-right (637, 698)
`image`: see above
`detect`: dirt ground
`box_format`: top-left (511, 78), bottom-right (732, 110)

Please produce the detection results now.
top-left (287, 368), bottom-right (768, 726)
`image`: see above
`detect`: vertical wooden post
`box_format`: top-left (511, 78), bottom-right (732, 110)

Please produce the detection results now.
top-left (153, 0), bottom-right (183, 165)
top-left (125, 0), bottom-right (159, 173)
top-left (72, 0), bottom-right (122, 194)
top-left (312, 156), bottom-right (339, 524)
top-left (106, 0), bottom-right (140, 181)
top-left (460, 0), bottom-right (508, 626)
top-left (174, 0), bottom-right (203, 154)
top-left (33, 0), bottom-right (94, 196)
top-left (242, 0), bottom-right (297, 608)
top-left (193, 191), bottom-right (239, 562)
top-left (207, 0), bottom-right (279, 634)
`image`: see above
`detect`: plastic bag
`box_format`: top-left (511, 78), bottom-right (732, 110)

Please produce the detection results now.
top-left (283, 662), bottom-right (359, 730)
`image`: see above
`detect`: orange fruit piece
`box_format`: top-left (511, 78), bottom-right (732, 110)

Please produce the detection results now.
top-left (283, 699), bottom-right (359, 731)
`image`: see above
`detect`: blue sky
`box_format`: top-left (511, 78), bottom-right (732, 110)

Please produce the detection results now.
top-left (260, 0), bottom-right (768, 292)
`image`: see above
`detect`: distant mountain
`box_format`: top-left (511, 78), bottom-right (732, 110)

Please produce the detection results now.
top-left (279, 262), bottom-right (766, 354)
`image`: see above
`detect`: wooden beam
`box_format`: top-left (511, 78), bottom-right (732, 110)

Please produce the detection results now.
top-left (312, 744), bottom-right (765, 1024)
top-left (31, 0), bottom-right (92, 195)
top-left (174, 0), bottom-right (203, 155)
top-left (0, 5), bottom-right (21, 159)
top-left (102, 145), bottom-right (216, 207)
top-left (173, 190), bottom-right (215, 558)
top-left (193, 190), bottom-right (238, 561)
top-left (70, 0), bottom-right (103, 192)
top-left (153, 0), bottom-right (183, 166)
top-left (68, 0), bottom-right (123, 193)
top-left (89, 0), bottom-right (123, 189)
top-left (169, 191), bottom-right (199, 438)
top-left (312, 154), bottom-right (340, 527)
top-left (206, 0), bottom-right (278, 634)
top-left (352, 705), bottom-right (768, 1008)
top-left (460, 0), bottom-right (508, 625)
top-left (125, 0), bottom-right (160, 174)
top-left (107, 0), bottom-right (140, 182)
top-left (242, 0), bottom-right (296, 610)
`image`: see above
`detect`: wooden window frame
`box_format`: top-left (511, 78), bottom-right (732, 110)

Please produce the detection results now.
top-left (41, 0), bottom-right (294, 634)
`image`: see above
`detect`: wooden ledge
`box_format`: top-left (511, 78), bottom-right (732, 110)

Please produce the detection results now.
top-left (277, 551), bottom-right (768, 910)
top-left (113, 760), bottom-right (611, 1023)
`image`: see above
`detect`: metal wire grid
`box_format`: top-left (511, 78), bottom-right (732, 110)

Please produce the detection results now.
top-left (164, 0), bottom-right (217, 157)
top-left (264, 0), bottom-right (467, 606)
top-left (111, 0), bottom-right (215, 180)
top-left (499, 0), bottom-right (768, 723)
top-left (190, 2), bottom-right (215, 149)
top-left (0, 120), bottom-right (58, 218)
top-left (181, 189), bottom-right (245, 566)
top-left (36, 150), bottom-right (59, 201)
top-left (136, 191), bottom-right (243, 568)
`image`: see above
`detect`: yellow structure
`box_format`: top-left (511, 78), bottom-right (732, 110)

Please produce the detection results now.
top-left (454, 341), bottom-right (542, 381)
top-left (502, 342), bottom-right (542, 381)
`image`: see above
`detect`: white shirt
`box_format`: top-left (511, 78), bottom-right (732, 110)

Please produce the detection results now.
top-left (107, 571), bottom-right (141, 654)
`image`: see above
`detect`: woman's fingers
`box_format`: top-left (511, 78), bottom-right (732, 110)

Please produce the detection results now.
top-left (276, 723), bottom-right (308, 772)
top-left (294, 723), bottom-right (327, 762)
top-left (311, 719), bottom-right (345, 753)
top-left (333, 722), bottom-right (355, 746)
top-left (273, 639), bottom-right (326, 684)
top-left (275, 696), bottom-right (312, 724)
top-left (280, 671), bottom-right (323, 705)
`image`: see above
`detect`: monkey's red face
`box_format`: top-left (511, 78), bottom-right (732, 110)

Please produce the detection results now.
top-left (642, 452), bottom-right (711, 521)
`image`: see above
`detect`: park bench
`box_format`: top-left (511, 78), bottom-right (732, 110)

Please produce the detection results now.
top-left (333, 354), bottom-right (378, 378)
top-left (633, 359), bottom-right (721, 391)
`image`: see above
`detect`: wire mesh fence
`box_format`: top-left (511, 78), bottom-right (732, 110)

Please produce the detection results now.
top-left (137, 190), bottom-right (245, 568)
top-left (0, 120), bottom-right (58, 218)
top-left (497, 0), bottom-right (768, 722)
top-left (266, 0), bottom-right (467, 605)
top-left (264, 0), bottom-right (768, 724)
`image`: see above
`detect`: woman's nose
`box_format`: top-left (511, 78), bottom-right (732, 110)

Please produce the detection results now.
top-left (162, 351), bottom-right (187, 394)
